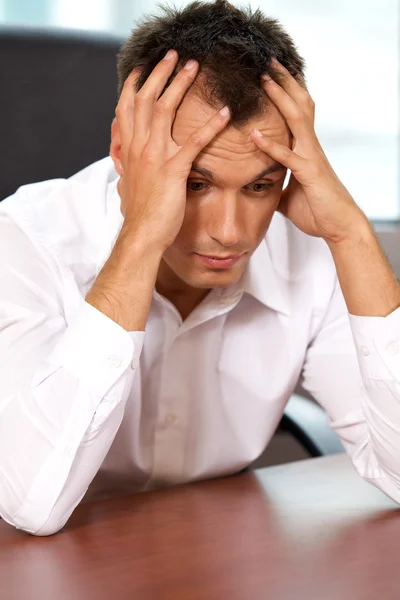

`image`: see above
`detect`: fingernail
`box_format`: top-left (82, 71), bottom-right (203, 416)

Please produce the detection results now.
top-left (252, 128), bottom-right (263, 138)
top-left (262, 74), bottom-right (272, 82)
top-left (184, 59), bottom-right (197, 70)
top-left (219, 105), bottom-right (230, 117)
top-left (164, 49), bottom-right (176, 60)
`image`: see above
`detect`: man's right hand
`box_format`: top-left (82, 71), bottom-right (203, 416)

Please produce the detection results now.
top-left (114, 49), bottom-right (231, 253)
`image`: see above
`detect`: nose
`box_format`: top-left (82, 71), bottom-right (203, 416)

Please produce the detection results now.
top-left (207, 193), bottom-right (243, 248)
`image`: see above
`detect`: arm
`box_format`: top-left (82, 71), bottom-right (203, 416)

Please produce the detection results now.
top-left (0, 213), bottom-right (152, 536)
top-left (250, 58), bottom-right (400, 499)
top-left (85, 225), bottom-right (161, 332)
top-left (301, 265), bottom-right (400, 503)
top-left (326, 221), bottom-right (400, 318)
top-left (0, 49), bottom-right (230, 536)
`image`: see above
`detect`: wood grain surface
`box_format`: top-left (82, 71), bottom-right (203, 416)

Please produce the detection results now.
top-left (1, 454), bottom-right (400, 600)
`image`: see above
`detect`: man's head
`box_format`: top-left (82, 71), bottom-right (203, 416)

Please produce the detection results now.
top-left (111, 0), bottom-right (305, 294)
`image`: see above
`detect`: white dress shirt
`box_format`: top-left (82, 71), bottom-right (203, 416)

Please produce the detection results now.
top-left (1, 157), bottom-right (400, 536)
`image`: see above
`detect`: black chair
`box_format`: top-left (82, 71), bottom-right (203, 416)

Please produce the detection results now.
top-left (0, 26), bottom-right (120, 201)
top-left (280, 393), bottom-right (343, 456)
top-left (0, 26), bottom-right (343, 461)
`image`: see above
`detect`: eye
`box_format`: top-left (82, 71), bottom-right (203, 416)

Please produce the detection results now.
top-left (246, 182), bottom-right (275, 193)
top-left (187, 180), bottom-right (209, 192)
top-left (186, 180), bottom-right (276, 193)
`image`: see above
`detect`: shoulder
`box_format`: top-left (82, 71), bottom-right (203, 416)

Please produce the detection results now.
top-left (0, 157), bottom-right (118, 270)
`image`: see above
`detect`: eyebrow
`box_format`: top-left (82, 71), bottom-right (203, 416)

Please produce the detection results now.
top-left (190, 162), bottom-right (286, 184)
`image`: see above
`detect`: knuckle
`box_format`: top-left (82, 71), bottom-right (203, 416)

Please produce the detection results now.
top-left (190, 132), bottom-right (203, 146)
top-left (182, 70), bottom-right (196, 84)
top-left (154, 100), bottom-right (170, 116)
top-left (134, 93), bottom-right (149, 107)
top-left (128, 145), bottom-right (141, 163)
top-left (295, 108), bottom-right (306, 122)
top-left (140, 146), bottom-right (158, 165)
top-left (307, 95), bottom-right (315, 108)
top-left (291, 109), bottom-right (306, 125)
top-left (168, 158), bottom-right (189, 179)
top-left (311, 160), bottom-right (324, 178)
top-left (280, 145), bottom-right (292, 159)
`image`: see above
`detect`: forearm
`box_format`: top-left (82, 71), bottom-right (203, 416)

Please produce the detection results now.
top-left (0, 296), bottom-right (140, 535)
top-left (86, 225), bottom-right (163, 331)
top-left (326, 218), bottom-right (400, 317)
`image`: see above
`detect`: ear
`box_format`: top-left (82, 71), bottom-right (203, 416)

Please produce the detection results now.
top-left (110, 117), bottom-right (123, 176)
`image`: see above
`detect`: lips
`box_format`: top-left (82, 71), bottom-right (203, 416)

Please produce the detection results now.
top-left (193, 252), bottom-right (244, 269)
top-left (201, 254), bottom-right (240, 260)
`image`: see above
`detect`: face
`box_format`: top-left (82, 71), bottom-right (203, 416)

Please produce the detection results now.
top-left (158, 91), bottom-right (291, 293)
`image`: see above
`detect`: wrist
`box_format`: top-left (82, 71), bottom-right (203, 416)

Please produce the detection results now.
top-left (117, 223), bottom-right (165, 264)
top-left (324, 214), bottom-right (373, 252)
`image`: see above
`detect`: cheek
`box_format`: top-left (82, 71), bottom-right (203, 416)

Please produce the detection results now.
top-left (171, 195), bottom-right (209, 243)
top-left (246, 191), bottom-right (282, 236)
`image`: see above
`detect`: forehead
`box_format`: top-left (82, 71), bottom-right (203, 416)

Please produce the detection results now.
top-left (171, 91), bottom-right (291, 174)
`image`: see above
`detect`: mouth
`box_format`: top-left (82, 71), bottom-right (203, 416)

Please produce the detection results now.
top-left (193, 252), bottom-right (245, 269)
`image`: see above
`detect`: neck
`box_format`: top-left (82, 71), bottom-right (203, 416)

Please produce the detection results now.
top-left (156, 259), bottom-right (210, 320)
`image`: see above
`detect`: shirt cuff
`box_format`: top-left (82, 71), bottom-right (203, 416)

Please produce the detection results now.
top-left (46, 299), bottom-right (145, 398)
top-left (348, 306), bottom-right (400, 381)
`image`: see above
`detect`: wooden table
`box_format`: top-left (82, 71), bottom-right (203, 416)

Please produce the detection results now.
top-left (1, 454), bottom-right (400, 600)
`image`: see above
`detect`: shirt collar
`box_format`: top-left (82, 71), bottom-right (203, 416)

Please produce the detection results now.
top-left (105, 173), bottom-right (291, 317)
top-left (231, 236), bottom-right (291, 316)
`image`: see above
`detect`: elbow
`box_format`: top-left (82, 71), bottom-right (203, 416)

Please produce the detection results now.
top-left (25, 520), bottom-right (66, 537)
top-left (18, 513), bottom-right (69, 536)
top-left (353, 451), bottom-right (400, 506)
top-left (0, 507), bottom-right (67, 537)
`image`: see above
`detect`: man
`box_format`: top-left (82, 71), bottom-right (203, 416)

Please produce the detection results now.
top-left (1, 0), bottom-right (400, 537)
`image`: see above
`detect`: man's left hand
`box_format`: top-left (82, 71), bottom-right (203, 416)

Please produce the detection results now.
top-left (250, 58), bottom-right (368, 245)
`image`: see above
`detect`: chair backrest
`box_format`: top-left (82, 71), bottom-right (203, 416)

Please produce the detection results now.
top-left (0, 26), bottom-right (123, 201)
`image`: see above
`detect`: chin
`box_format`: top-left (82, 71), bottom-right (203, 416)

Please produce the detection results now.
top-left (180, 264), bottom-right (245, 289)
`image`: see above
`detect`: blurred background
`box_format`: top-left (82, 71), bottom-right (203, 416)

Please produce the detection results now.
top-left (1, 0), bottom-right (398, 221)
top-left (0, 0), bottom-right (399, 466)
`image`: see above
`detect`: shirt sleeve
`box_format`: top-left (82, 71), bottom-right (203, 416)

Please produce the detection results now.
top-left (300, 275), bottom-right (400, 504)
top-left (0, 214), bottom-right (145, 535)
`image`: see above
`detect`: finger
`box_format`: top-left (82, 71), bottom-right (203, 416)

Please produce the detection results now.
top-left (250, 129), bottom-right (306, 173)
top-left (262, 76), bottom-right (312, 139)
top-left (268, 58), bottom-right (315, 117)
top-left (137, 49), bottom-right (180, 102)
top-left (132, 49), bottom-right (180, 147)
top-left (172, 106), bottom-right (231, 174)
top-left (146, 59), bottom-right (199, 149)
top-left (115, 69), bottom-right (142, 156)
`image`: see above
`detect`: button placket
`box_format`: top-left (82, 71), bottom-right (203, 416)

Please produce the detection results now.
top-left (150, 333), bottom-right (189, 483)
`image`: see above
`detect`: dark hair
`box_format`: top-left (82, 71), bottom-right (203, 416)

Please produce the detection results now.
top-left (117, 0), bottom-right (305, 127)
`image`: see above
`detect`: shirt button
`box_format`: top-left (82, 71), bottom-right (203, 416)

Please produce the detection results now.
top-left (388, 342), bottom-right (399, 356)
top-left (65, 447), bottom-right (74, 458)
top-left (164, 414), bottom-right (177, 426)
top-left (131, 356), bottom-right (139, 370)
top-left (360, 345), bottom-right (370, 357)
top-left (107, 355), bottom-right (122, 368)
